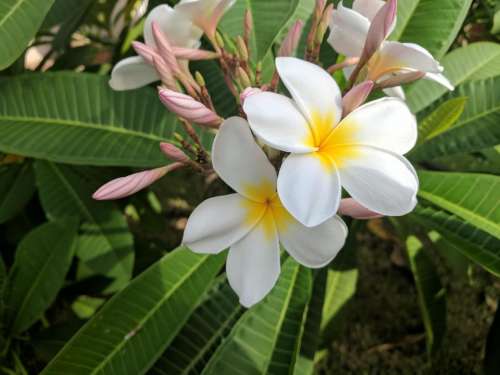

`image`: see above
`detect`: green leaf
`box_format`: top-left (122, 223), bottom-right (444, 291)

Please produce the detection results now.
top-left (41, 0), bottom-right (94, 53)
top-left (219, 0), bottom-right (300, 60)
top-left (417, 97), bottom-right (467, 144)
top-left (41, 248), bottom-right (225, 375)
top-left (391, 0), bottom-right (472, 59)
top-left (150, 277), bottom-right (243, 375)
top-left (491, 4), bottom-right (500, 34)
top-left (484, 301), bottom-right (500, 375)
top-left (201, 258), bottom-right (312, 375)
top-left (34, 161), bottom-right (135, 293)
top-left (418, 171), bottom-right (500, 240)
top-left (406, 42), bottom-right (500, 113)
top-left (411, 77), bottom-right (500, 161)
top-left (0, 162), bottom-right (35, 224)
top-left (404, 234), bottom-right (446, 357)
top-left (0, 73), bottom-right (196, 167)
top-left (4, 220), bottom-right (77, 334)
top-left (320, 230), bottom-right (358, 345)
top-left (0, 0), bottom-right (55, 70)
top-left (412, 206), bottom-right (500, 277)
top-left (293, 269), bottom-right (327, 375)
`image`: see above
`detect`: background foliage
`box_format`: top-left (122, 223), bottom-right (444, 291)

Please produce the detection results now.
top-left (0, 0), bottom-right (499, 374)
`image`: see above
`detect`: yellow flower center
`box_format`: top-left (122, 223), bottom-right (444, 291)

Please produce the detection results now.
top-left (241, 182), bottom-right (293, 240)
top-left (304, 110), bottom-right (361, 170)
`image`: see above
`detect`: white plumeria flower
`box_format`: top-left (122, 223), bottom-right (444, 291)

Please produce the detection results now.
top-left (176, 0), bottom-right (236, 40)
top-left (244, 57), bottom-right (419, 227)
top-left (328, 0), bottom-right (454, 99)
top-left (109, 3), bottom-right (204, 91)
top-left (183, 117), bottom-right (348, 307)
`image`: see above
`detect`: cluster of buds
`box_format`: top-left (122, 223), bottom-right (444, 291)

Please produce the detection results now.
top-left (305, 0), bottom-right (333, 62)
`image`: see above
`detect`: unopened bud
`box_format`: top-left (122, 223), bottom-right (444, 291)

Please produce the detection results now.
top-left (244, 9), bottom-right (253, 41)
top-left (195, 71), bottom-right (206, 87)
top-left (278, 20), bottom-right (304, 57)
top-left (152, 22), bottom-right (179, 74)
top-left (92, 164), bottom-right (183, 201)
top-left (236, 36), bottom-right (248, 61)
top-left (158, 88), bottom-right (222, 127)
top-left (339, 198), bottom-right (383, 219)
top-left (215, 31), bottom-right (225, 49)
top-left (132, 41), bottom-right (158, 65)
top-left (237, 67), bottom-right (252, 88)
top-left (173, 47), bottom-right (220, 61)
top-left (342, 81), bottom-right (374, 117)
top-left (361, 0), bottom-right (397, 63)
top-left (160, 142), bottom-right (190, 163)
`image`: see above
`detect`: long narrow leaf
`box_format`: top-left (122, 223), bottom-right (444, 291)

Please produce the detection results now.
top-left (41, 248), bottom-right (225, 375)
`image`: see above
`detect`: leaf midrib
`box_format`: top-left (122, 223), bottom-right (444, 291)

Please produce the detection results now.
top-left (89, 254), bottom-right (211, 375)
top-left (262, 263), bottom-right (301, 374)
top-left (418, 189), bottom-right (500, 240)
top-left (44, 252), bottom-right (212, 374)
top-left (11, 225), bottom-right (72, 333)
top-left (0, 116), bottom-right (165, 143)
top-left (0, 0), bottom-right (26, 29)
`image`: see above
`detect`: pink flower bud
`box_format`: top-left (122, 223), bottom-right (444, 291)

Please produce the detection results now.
top-left (278, 20), bottom-right (304, 57)
top-left (339, 198), bottom-right (383, 219)
top-left (173, 47), bottom-right (220, 61)
top-left (152, 56), bottom-right (177, 90)
top-left (132, 41), bottom-right (158, 65)
top-left (240, 87), bottom-right (262, 105)
top-left (151, 22), bottom-right (180, 74)
top-left (160, 142), bottom-right (190, 163)
top-left (158, 88), bottom-right (222, 127)
top-left (92, 164), bottom-right (183, 200)
top-left (361, 0), bottom-right (397, 63)
top-left (342, 81), bottom-right (374, 117)
top-left (206, 0), bottom-right (235, 39)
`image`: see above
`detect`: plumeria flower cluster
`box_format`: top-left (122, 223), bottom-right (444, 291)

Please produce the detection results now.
top-left (95, 0), bottom-right (453, 307)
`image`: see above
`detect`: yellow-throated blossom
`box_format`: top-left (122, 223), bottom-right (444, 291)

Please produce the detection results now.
top-left (244, 57), bottom-right (419, 227)
top-left (328, 0), bottom-right (454, 99)
top-left (182, 117), bottom-right (348, 307)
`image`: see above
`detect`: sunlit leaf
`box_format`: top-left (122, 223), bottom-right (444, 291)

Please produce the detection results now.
top-left (0, 73), bottom-right (204, 167)
top-left (412, 206), bottom-right (500, 277)
top-left (41, 248), bottom-right (225, 375)
top-left (418, 171), bottom-right (500, 240)
top-left (405, 234), bottom-right (446, 356)
top-left (202, 258), bottom-right (312, 375)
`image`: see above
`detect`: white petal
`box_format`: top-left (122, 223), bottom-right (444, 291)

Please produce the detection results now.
top-left (144, 4), bottom-right (202, 48)
top-left (327, 1), bottom-right (370, 57)
top-left (372, 42), bottom-right (442, 79)
top-left (212, 117), bottom-right (277, 202)
top-left (183, 194), bottom-right (261, 254)
top-left (227, 214), bottom-right (280, 307)
top-left (277, 152), bottom-right (341, 227)
top-left (338, 145), bottom-right (419, 216)
top-left (243, 92), bottom-right (315, 153)
top-left (278, 214), bottom-right (348, 268)
top-left (276, 57), bottom-right (343, 130)
top-left (109, 56), bottom-right (159, 91)
top-left (334, 97), bottom-right (417, 155)
top-left (383, 86), bottom-right (406, 99)
top-left (353, 0), bottom-right (385, 21)
top-left (425, 72), bottom-right (455, 91)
